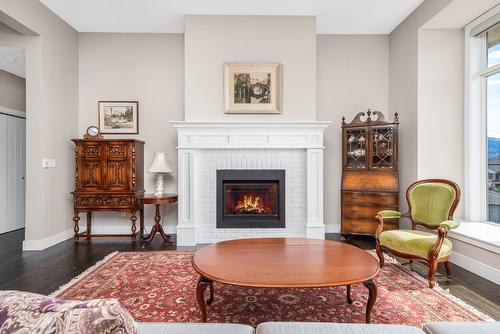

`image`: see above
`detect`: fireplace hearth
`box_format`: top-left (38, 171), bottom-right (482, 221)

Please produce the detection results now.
top-left (217, 170), bottom-right (285, 228)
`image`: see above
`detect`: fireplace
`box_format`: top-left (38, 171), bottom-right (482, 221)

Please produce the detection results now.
top-left (217, 170), bottom-right (285, 228)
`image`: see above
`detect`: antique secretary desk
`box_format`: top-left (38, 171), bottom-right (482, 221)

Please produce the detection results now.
top-left (341, 110), bottom-right (399, 237)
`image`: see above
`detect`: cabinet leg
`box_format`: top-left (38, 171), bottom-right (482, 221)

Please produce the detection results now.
top-left (73, 212), bottom-right (80, 240)
top-left (131, 212), bottom-right (137, 241)
top-left (86, 212), bottom-right (92, 240)
top-left (140, 207), bottom-right (145, 239)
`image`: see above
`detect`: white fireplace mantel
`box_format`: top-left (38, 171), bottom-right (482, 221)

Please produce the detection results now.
top-left (170, 121), bottom-right (331, 246)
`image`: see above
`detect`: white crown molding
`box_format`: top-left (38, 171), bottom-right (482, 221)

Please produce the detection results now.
top-left (0, 106), bottom-right (26, 119)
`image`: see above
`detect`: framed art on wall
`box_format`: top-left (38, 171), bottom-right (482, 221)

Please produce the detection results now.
top-left (224, 63), bottom-right (282, 114)
top-left (98, 101), bottom-right (139, 134)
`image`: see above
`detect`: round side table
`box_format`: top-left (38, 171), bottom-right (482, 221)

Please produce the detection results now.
top-left (138, 193), bottom-right (178, 245)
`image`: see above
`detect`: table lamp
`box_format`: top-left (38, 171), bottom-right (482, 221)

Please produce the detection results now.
top-left (148, 152), bottom-right (173, 196)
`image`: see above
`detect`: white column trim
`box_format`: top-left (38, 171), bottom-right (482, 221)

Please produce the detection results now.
top-left (176, 149), bottom-right (196, 246)
top-left (306, 148), bottom-right (325, 239)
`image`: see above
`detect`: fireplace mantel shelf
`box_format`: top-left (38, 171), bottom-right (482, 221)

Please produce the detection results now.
top-left (170, 121), bottom-right (331, 128)
top-left (170, 120), bottom-right (331, 150)
top-left (171, 120), bottom-right (331, 246)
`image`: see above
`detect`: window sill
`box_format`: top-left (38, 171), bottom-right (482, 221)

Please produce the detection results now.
top-left (448, 222), bottom-right (500, 255)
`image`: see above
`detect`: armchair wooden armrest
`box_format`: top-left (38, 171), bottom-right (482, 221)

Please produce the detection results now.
top-left (440, 220), bottom-right (460, 230)
top-left (428, 220), bottom-right (459, 262)
top-left (375, 210), bottom-right (405, 239)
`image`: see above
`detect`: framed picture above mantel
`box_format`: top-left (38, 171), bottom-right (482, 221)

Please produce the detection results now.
top-left (224, 62), bottom-right (282, 114)
top-left (98, 101), bottom-right (139, 134)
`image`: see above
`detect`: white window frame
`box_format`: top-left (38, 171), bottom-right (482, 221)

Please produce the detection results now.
top-left (464, 5), bottom-right (500, 222)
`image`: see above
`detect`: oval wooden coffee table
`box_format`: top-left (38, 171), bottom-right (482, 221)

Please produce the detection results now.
top-left (192, 238), bottom-right (379, 323)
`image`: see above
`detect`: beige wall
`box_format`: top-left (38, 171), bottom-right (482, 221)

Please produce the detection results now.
top-left (389, 0), bottom-right (453, 222)
top-left (0, 68), bottom-right (25, 111)
top-left (184, 15), bottom-right (317, 121)
top-left (317, 35), bottom-right (389, 231)
top-left (78, 33), bottom-right (184, 233)
top-left (76, 33), bottom-right (389, 234)
top-left (0, 0), bottom-right (79, 248)
top-left (418, 28), bottom-right (464, 217)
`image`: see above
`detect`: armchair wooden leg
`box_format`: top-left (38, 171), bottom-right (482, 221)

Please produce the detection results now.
top-left (428, 260), bottom-right (438, 288)
top-left (375, 243), bottom-right (384, 267)
top-left (444, 261), bottom-right (452, 276)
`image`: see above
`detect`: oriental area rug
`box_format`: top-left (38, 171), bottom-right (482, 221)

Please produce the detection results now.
top-left (51, 251), bottom-right (491, 327)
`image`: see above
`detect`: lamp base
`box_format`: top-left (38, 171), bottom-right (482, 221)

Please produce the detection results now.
top-left (154, 173), bottom-right (165, 197)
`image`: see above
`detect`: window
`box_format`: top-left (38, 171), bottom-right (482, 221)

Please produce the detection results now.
top-left (486, 24), bottom-right (500, 224)
top-left (466, 8), bottom-right (500, 224)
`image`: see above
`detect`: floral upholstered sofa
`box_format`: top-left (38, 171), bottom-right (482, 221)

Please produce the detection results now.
top-left (0, 290), bottom-right (136, 333)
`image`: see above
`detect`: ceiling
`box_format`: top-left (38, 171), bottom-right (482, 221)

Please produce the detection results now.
top-left (39, 0), bottom-right (424, 34)
top-left (0, 47), bottom-right (25, 78)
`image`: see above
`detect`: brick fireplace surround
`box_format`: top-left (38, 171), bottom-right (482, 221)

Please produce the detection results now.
top-left (170, 121), bottom-right (330, 246)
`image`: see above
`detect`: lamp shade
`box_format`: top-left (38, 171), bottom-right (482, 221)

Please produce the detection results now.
top-left (147, 152), bottom-right (173, 173)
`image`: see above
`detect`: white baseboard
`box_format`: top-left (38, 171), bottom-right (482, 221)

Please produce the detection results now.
top-left (450, 251), bottom-right (500, 285)
top-left (324, 224), bottom-right (341, 233)
top-left (23, 229), bottom-right (74, 251)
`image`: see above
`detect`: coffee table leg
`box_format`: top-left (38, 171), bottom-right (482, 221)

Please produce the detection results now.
top-left (196, 277), bottom-right (212, 322)
top-left (363, 279), bottom-right (377, 323)
top-left (346, 285), bottom-right (353, 304)
top-left (207, 282), bottom-right (214, 305)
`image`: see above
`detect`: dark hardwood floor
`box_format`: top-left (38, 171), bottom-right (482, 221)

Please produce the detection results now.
top-left (0, 229), bottom-right (498, 319)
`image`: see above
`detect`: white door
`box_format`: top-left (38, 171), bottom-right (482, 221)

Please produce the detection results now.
top-left (0, 113), bottom-right (26, 234)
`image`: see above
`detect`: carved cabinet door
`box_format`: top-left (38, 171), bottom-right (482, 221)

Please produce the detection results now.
top-left (79, 143), bottom-right (104, 190)
top-left (105, 143), bottom-right (130, 191)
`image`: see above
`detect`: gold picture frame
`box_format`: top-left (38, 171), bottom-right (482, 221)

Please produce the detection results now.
top-left (224, 63), bottom-right (282, 114)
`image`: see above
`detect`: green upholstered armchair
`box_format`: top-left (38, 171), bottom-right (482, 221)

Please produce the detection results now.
top-left (375, 179), bottom-right (461, 288)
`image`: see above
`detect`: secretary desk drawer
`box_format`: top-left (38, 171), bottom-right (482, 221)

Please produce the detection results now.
top-left (342, 204), bottom-right (397, 219)
top-left (342, 217), bottom-right (398, 234)
top-left (343, 192), bottom-right (398, 206)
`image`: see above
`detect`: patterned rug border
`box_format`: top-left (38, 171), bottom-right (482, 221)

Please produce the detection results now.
top-left (49, 251), bottom-right (122, 298)
top-left (379, 253), bottom-right (494, 321)
top-left (50, 249), bottom-right (494, 322)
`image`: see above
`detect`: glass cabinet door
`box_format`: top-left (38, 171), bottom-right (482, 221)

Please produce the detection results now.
top-left (345, 128), bottom-right (367, 169)
top-left (370, 126), bottom-right (395, 169)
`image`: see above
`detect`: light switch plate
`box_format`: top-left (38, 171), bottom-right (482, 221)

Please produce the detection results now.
top-left (42, 158), bottom-right (57, 169)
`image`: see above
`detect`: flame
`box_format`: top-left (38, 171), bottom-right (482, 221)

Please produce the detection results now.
top-left (235, 195), bottom-right (270, 214)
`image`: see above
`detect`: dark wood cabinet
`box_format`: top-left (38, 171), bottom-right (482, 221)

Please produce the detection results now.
top-left (71, 139), bottom-right (145, 240)
top-left (341, 110), bottom-right (399, 237)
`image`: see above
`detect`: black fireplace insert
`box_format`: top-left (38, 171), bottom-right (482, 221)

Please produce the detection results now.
top-left (216, 170), bottom-right (285, 228)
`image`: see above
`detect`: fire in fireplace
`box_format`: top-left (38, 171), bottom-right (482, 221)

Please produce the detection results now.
top-left (217, 170), bottom-right (285, 228)
top-left (225, 183), bottom-right (277, 216)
